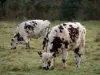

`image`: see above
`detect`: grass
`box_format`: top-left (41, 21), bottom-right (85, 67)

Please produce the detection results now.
top-left (0, 20), bottom-right (100, 75)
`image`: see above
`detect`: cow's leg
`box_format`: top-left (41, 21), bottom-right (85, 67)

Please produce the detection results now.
top-left (26, 42), bottom-right (30, 49)
top-left (74, 35), bottom-right (85, 68)
top-left (62, 48), bottom-right (68, 69)
top-left (42, 38), bottom-right (46, 50)
top-left (23, 37), bottom-right (30, 49)
top-left (74, 47), bottom-right (82, 68)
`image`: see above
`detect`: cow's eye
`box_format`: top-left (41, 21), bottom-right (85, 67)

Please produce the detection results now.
top-left (11, 39), bottom-right (14, 41)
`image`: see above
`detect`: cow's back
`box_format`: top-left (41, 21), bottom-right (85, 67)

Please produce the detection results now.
top-left (47, 22), bottom-right (86, 53)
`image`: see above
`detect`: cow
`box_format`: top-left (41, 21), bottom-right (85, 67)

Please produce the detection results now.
top-left (11, 20), bottom-right (51, 49)
top-left (38, 22), bottom-right (86, 70)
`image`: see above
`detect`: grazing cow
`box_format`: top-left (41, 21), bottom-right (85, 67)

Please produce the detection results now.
top-left (38, 22), bottom-right (86, 70)
top-left (11, 20), bottom-right (50, 49)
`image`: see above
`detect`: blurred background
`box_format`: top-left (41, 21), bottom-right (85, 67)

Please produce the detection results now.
top-left (0, 0), bottom-right (100, 21)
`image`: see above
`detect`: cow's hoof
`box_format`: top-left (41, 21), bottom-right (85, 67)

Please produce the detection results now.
top-left (64, 67), bottom-right (66, 69)
top-left (25, 47), bottom-right (30, 49)
top-left (27, 50), bottom-right (30, 52)
top-left (77, 65), bottom-right (80, 68)
top-left (49, 67), bottom-right (54, 70)
top-left (31, 47), bottom-right (35, 49)
top-left (63, 66), bottom-right (67, 69)
top-left (11, 47), bottom-right (16, 49)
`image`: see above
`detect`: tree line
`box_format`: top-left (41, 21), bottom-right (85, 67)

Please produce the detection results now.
top-left (0, 0), bottom-right (100, 21)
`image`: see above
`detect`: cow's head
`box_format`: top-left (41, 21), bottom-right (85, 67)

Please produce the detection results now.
top-left (38, 51), bottom-right (55, 70)
top-left (10, 37), bottom-right (18, 49)
top-left (11, 33), bottom-right (23, 49)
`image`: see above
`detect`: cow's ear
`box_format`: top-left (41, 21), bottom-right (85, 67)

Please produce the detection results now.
top-left (38, 51), bottom-right (42, 57)
top-left (51, 52), bottom-right (56, 57)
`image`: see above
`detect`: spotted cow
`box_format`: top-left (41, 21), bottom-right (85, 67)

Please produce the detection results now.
top-left (11, 20), bottom-right (50, 49)
top-left (38, 22), bottom-right (86, 70)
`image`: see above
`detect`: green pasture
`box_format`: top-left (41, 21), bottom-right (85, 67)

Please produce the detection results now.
top-left (0, 21), bottom-right (100, 75)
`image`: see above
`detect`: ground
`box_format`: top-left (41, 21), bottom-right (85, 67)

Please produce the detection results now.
top-left (0, 20), bottom-right (100, 75)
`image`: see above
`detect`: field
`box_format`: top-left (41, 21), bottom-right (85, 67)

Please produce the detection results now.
top-left (0, 20), bottom-right (100, 75)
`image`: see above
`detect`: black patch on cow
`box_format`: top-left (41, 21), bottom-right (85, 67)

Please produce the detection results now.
top-left (26, 31), bottom-right (29, 33)
top-left (50, 37), bottom-right (63, 53)
top-left (69, 25), bottom-right (72, 27)
top-left (11, 39), bottom-right (14, 42)
top-left (24, 23), bottom-right (34, 31)
top-left (42, 30), bottom-right (50, 50)
top-left (53, 53), bottom-right (56, 57)
top-left (30, 22), bottom-right (32, 23)
top-left (42, 38), bottom-right (47, 49)
top-left (62, 38), bottom-right (64, 41)
top-left (74, 47), bottom-right (81, 57)
top-left (68, 25), bottom-right (79, 42)
top-left (55, 30), bottom-right (57, 32)
top-left (32, 21), bottom-right (34, 23)
top-left (63, 23), bottom-right (66, 26)
top-left (14, 33), bottom-right (24, 41)
top-left (62, 59), bottom-right (66, 63)
top-left (63, 41), bottom-right (69, 49)
top-left (32, 21), bottom-right (37, 27)
top-left (74, 47), bottom-right (79, 53)
top-left (58, 25), bottom-right (64, 33)
top-left (38, 51), bottom-right (42, 57)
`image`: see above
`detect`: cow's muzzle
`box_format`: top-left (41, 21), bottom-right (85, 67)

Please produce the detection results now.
top-left (43, 66), bottom-right (49, 70)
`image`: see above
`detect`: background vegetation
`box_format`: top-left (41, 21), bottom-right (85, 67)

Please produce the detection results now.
top-left (0, 0), bottom-right (100, 21)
